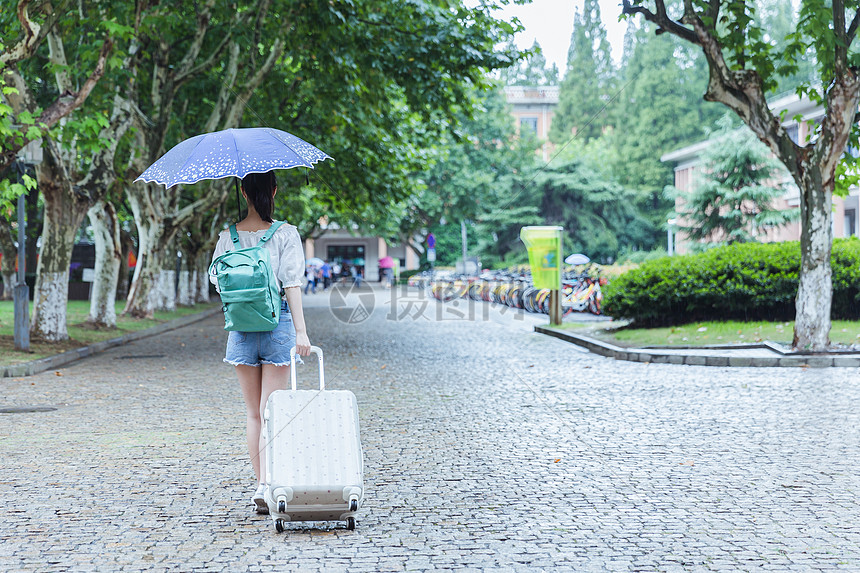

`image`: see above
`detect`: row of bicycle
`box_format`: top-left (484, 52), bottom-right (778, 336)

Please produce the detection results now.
top-left (407, 268), bottom-right (606, 316)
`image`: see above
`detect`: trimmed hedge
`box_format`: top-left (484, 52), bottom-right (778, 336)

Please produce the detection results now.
top-left (603, 239), bottom-right (860, 326)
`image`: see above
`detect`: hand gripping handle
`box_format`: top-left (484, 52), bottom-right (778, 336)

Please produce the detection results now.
top-left (290, 346), bottom-right (324, 391)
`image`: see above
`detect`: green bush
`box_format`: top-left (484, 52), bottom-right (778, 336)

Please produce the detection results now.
top-left (603, 239), bottom-right (860, 326)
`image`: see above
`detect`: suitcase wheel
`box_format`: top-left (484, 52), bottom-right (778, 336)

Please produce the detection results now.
top-left (275, 519), bottom-right (285, 533)
top-left (278, 500), bottom-right (286, 513)
top-left (349, 499), bottom-right (358, 512)
top-left (346, 517), bottom-right (355, 531)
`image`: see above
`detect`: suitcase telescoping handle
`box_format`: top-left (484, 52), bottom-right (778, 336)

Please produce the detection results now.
top-left (289, 345), bottom-right (324, 391)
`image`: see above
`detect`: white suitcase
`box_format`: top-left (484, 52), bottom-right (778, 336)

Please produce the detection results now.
top-left (263, 346), bottom-right (364, 532)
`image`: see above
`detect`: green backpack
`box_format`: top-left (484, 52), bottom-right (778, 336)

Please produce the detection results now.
top-left (209, 221), bottom-right (284, 332)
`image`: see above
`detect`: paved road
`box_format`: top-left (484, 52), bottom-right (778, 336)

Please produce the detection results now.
top-left (1, 286), bottom-right (859, 572)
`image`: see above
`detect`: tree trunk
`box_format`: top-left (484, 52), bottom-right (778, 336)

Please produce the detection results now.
top-left (124, 222), bottom-right (164, 318)
top-left (196, 251), bottom-right (211, 303)
top-left (177, 250), bottom-right (194, 306)
top-left (116, 228), bottom-right (133, 301)
top-left (86, 199), bottom-right (122, 327)
top-left (125, 185), bottom-right (172, 317)
top-left (793, 172), bottom-right (833, 351)
top-left (30, 179), bottom-right (88, 341)
top-left (159, 259), bottom-right (177, 312)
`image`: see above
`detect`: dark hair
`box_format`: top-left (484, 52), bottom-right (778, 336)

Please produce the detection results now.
top-left (241, 171), bottom-right (277, 222)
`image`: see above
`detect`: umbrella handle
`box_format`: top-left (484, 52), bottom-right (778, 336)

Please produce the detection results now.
top-left (234, 178), bottom-right (243, 221)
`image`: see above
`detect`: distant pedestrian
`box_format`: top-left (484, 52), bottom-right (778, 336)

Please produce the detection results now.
top-left (209, 171), bottom-right (312, 515)
top-left (304, 265), bottom-right (316, 294)
top-left (321, 261), bottom-right (332, 290)
top-left (350, 264), bottom-right (362, 288)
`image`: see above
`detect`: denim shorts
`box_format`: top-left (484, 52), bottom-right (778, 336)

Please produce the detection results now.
top-left (224, 301), bottom-right (296, 367)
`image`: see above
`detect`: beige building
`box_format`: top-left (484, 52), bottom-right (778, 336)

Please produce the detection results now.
top-left (303, 225), bottom-right (421, 282)
top-left (662, 93), bottom-right (859, 253)
top-left (504, 85), bottom-right (559, 161)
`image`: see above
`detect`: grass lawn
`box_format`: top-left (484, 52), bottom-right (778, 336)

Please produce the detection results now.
top-left (0, 300), bottom-right (219, 367)
top-left (589, 319), bottom-right (860, 348)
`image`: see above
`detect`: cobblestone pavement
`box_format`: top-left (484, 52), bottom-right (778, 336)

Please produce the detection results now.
top-left (1, 285), bottom-right (859, 572)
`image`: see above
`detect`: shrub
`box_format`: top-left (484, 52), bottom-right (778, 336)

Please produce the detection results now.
top-left (603, 239), bottom-right (860, 326)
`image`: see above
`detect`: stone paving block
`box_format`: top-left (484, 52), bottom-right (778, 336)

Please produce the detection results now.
top-left (804, 356), bottom-right (835, 368)
top-left (751, 356), bottom-right (780, 367)
top-left (779, 357), bottom-right (810, 367)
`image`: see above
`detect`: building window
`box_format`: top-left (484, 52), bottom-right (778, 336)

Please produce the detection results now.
top-left (846, 209), bottom-right (857, 237)
top-left (327, 244), bottom-right (365, 265)
top-left (785, 124), bottom-right (799, 144)
top-left (520, 117), bottom-right (538, 135)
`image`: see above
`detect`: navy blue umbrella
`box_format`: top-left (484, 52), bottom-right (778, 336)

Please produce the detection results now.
top-left (134, 127), bottom-right (332, 188)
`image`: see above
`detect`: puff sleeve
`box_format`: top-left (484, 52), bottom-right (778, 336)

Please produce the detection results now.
top-left (278, 225), bottom-right (305, 289)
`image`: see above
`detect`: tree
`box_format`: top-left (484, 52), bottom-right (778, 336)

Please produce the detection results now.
top-left (121, 0), bottom-right (523, 317)
top-left (534, 156), bottom-right (654, 263)
top-left (390, 84), bottom-right (539, 264)
top-left (550, 0), bottom-right (615, 143)
top-left (608, 22), bottom-right (723, 196)
top-left (622, 0), bottom-right (860, 350)
top-left (2, 2), bottom-right (126, 340)
top-left (672, 117), bottom-right (797, 246)
top-left (498, 40), bottom-right (559, 86)
top-left (0, 1), bottom-right (114, 174)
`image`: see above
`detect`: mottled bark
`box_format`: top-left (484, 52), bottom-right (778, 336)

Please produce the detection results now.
top-left (791, 169), bottom-right (832, 349)
top-left (86, 200), bottom-right (122, 327)
top-left (30, 146), bottom-right (89, 341)
top-left (124, 192), bottom-right (169, 318)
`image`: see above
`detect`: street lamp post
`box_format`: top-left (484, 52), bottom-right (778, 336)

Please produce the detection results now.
top-left (667, 218), bottom-right (677, 256)
top-left (13, 139), bottom-right (42, 351)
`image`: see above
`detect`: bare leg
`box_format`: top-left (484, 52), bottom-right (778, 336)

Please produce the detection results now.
top-left (236, 365), bottom-right (263, 483)
top-left (257, 364), bottom-right (290, 484)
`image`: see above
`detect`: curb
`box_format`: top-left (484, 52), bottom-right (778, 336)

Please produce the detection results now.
top-left (1, 306), bottom-right (222, 378)
top-left (535, 326), bottom-right (860, 368)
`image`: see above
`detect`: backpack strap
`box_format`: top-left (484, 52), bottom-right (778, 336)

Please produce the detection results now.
top-left (228, 224), bottom-right (241, 247)
top-left (258, 220), bottom-right (284, 245)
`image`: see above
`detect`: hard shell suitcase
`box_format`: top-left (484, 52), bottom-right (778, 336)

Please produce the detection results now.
top-left (263, 346), bottom-right (364, 532)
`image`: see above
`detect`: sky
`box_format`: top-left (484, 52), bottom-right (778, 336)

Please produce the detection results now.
top-left (493, 0), bottom-right (630, 74)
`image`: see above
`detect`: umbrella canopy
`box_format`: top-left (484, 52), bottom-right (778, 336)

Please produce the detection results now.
top-left (352, 258), bottom-right (365, 266)
top-left (564, 253), bottom-right (590, 265)
top-left (306, 257), bottom-right (325, 268)
top-left (134, 127), bottom-right (332, 188)
top-left (378, 256), bottom-right (395, 268)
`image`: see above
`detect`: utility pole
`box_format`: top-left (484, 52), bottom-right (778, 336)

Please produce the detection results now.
top-left (13, 139), bottom-right (42, 351)
top-left (667, 218), bottom-right (676, 256)
top-left (14, 161), bottom-right (29, 351)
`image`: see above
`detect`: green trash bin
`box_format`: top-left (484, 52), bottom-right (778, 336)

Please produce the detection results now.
top-left (520, 226), bottom-right (563, 290)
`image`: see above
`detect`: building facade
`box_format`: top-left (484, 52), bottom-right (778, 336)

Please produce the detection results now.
top-left (303, 226), bottom-right (420, 282)
top-left (504, 85), bottom-right (559, 161)
top-left (662, 93), bottom-right (859, 253)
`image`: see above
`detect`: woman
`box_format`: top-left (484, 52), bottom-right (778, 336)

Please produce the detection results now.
top-left (210, 171), bottom-right (311, 514)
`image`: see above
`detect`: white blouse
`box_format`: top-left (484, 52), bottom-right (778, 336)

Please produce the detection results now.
top-left (209, 222), bottom-right (305, 292)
